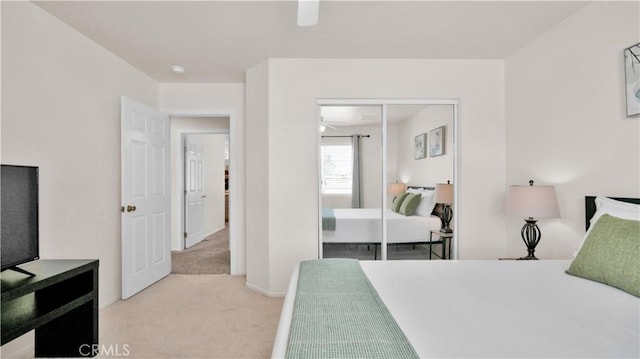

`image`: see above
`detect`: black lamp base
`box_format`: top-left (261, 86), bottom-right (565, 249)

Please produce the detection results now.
top-left (440, 204), bottom-right (453, 233)
top-left (518, 254), bottom-right (539, 260)
top-left (520, 218), bottom-right (541, 260)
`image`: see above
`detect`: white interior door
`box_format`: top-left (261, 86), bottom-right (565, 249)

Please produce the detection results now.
top-left (184, 135), bottom-right (206, 248)
top-left (121, 97), bottom-right (171, 300)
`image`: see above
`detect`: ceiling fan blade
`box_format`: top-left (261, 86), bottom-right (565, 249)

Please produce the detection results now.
top-left (297, 0), bottom-right (319, 27)
top-left (320, 116), bottom-right (337, 129)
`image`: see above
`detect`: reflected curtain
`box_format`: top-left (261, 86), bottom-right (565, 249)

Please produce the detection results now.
top-left (351, 135), bottom-right (362, 208)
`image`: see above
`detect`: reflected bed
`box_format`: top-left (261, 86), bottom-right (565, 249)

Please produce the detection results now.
top-left (322, 208), bottom-right (441, 244)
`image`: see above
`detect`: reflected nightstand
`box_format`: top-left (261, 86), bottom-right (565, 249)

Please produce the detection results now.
top-left (429, 230), bottom-right (452, 259)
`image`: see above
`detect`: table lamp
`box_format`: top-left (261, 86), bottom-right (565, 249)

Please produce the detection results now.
top-left (506, 180), bottom-right (560, 260)
top-left (435, 181), bottom-right (454, 233)
top-left (388, 182), bottom-right (406, 197)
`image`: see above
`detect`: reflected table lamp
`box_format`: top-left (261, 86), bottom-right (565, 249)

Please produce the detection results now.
top-left (506, 180), bottom-right (560, 260)
top-left (388, 182), bottom-right (407, 197)
top-left (435, 181), bottom-right (454, 233)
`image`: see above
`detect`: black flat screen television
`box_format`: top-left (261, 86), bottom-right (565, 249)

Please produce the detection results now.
top-left (1, 164), bottom-right (40, 272)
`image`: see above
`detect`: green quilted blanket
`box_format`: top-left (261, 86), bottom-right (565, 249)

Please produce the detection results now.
top-left (322, 208), bottom-right (336, 231)
top-left (285, 258), bottom-right (418, 359)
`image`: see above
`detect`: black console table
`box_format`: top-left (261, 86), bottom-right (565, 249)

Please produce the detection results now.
top-left (1, 259), bottom-right (99, 357)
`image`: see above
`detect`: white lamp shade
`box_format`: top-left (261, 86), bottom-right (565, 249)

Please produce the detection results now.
top-left (435, 183), bottom-right (453, 204)
top-left (506, 184), bottom-right (560, 219)
top-left (388, 183), bottom-right (406, 196)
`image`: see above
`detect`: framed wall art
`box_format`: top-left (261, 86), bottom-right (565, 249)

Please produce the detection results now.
top-left (625, 43), bottom-right (640, 117)
top-left (429, 126), bottom-right (445, 157)
top-left (414, 133), bottom-right (426, 160)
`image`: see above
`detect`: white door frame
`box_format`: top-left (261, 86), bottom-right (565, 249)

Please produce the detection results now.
top-left (317, 98), bottom-right (460, 260)
top-left (169, 111), bottom-right (239, 275)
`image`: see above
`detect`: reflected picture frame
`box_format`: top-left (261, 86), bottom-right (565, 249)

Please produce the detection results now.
top-left (414, 133), bottom-right (426, 160)
top-left (429, 126), bottom-right (445, 157)
top-left (625, 43), bottom-right (640, 117)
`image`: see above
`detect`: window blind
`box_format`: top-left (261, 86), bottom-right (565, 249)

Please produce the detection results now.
top-left (321, 139), bottom-right (352, 195)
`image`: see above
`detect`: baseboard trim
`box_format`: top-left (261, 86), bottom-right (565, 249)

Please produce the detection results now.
top-left (245, 282), bottom-right (285, 297)
top-left (100, 295), bottom-right (121, 310)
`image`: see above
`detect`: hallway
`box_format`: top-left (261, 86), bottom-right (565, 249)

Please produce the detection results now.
top-left (171, 226), bottom-right (230, 274)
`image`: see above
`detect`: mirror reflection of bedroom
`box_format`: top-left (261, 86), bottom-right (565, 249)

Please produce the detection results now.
top-left (320, 103), bottom-right (455, 260)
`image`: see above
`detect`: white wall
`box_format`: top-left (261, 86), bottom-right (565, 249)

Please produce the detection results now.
top-left (246, 58), bottom-right (506, 295)
top-left (397, 105), bottom-right (454, 187)
top-left (245, 62), bottom-right (271, 294)
top-left (170, 117), bottom-right (229, 251)
top-left (159, 83), bottom-right (246, 275)
top-left (505, 1), bottom-right (640, 259)
top-left (1, 2), bottom-right (158, 356)
top-left (1, 0), bottom-right (158, 304)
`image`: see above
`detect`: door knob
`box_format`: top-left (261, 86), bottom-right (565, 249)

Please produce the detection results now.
top-left (120, 205), bottom-right (137, 213)
top-left (120, 205), bottom-right (137, 212)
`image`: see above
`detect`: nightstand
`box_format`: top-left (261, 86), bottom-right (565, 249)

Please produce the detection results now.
top-left (429, 230), bottom-right (453, 259)
top-left (499, 257), bottom-right (537, 261)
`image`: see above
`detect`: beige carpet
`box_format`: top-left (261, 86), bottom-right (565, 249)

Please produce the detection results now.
top-left (172, 227), bottom-right (230, 274)
top-left (99, 275), bottom-right (284, 358)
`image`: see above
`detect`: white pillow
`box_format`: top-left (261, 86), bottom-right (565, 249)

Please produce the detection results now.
top-left (574, 196), bottom-right (640, 257)
top-left (407, 187), bottom-right (426, 194)
top-left (592, 196), bottom-right (640, 222)
top-left (414, 191), bottom-right (437, 217)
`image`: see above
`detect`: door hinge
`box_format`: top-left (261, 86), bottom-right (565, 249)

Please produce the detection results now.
top-left (183, 232), bottom-right (188, 238)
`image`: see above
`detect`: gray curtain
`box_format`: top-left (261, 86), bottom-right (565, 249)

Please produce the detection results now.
top-left (351, 135), bottom-right (362, 208)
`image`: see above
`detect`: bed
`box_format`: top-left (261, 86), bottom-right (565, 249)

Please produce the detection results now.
top-left (322, 208), bottom-right (441, 244)
top-left (274, 196), bottom-right (640, 358)
top-left (322, 186), bottom-right (443, 257)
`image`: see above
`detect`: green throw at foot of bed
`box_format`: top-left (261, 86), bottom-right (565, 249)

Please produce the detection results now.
top-left (286, 258), bottom-right (418, 359)
top-left (322, 208), bottom-right (336, 231)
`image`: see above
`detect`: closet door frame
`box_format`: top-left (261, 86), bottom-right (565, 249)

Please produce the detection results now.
top-left (317, 98), bottom-right (460, 260)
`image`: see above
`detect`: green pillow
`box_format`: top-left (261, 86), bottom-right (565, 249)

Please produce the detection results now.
top-left (566, 214), bottom-right (640, 297)
top-left (399, 193), bottom-right (421, 216)
top-left (391, 192), bottom-right (410, 213)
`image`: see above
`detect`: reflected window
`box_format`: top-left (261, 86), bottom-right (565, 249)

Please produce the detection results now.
top-left (320, 139), bottom-right (353, 195)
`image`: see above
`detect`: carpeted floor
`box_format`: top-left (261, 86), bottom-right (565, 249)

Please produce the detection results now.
top-left (99, 274), bottom-right (283, 358)
top-left (172, 227), bottom-right (230, 274)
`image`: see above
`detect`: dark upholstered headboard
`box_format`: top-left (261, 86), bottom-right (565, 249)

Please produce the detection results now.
top-left (585, 196), bottom-right (640, 231)
top-left (407, 185), bottom-right (435, 191)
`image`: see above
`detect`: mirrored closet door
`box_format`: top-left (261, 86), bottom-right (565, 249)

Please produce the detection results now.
top-left (320, 105), bottom-right (383, 260)
top-left (319, 101), bottom-right (457, 261)
top-left (386, 104), bottom-right (454, 260)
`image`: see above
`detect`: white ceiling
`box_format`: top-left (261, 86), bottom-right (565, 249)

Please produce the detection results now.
top-left (321, 104), bottom-right (432, 126)
top-left (35, 1), bottom-right (588, 83)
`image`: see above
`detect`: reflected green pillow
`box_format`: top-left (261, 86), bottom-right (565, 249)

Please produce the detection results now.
top-left (566, 214), bottom-right (639, 297)
top-left (391, 192), bottom-right (410, 213)
top-left (399, 193), bottom-right (421, 216)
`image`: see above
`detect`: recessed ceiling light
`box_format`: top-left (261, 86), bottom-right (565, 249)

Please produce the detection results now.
top-left (171, 65), bottom-right (185, 74)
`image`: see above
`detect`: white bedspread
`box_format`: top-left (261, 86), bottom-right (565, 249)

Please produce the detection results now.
top-left (273, 260), bottom-right (640, 358)
top-left (323, 208), bottom-right (441, 244)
